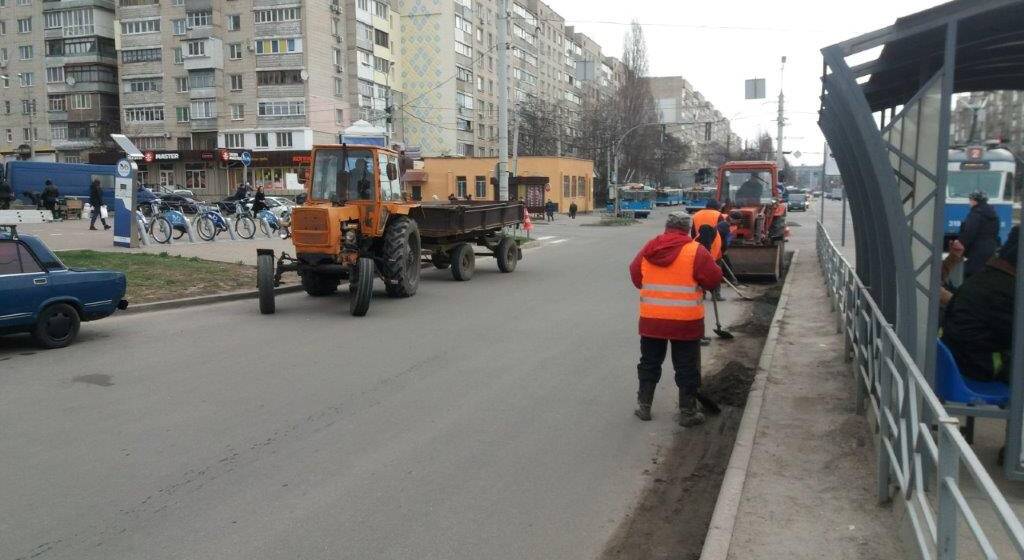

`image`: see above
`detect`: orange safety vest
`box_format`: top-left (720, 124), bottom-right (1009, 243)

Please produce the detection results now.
top-left (692, 209), bottom-right (723, 260)
top-left (639, 241), bottom-right (704, 321)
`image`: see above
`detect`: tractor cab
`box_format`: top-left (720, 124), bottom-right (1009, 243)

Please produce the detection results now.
top-left (714, 161), bottom-right (788, 281)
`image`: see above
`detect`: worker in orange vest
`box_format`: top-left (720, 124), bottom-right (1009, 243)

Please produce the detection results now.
top-left (692, 200), bottom-right (727, 302)
top-left (629, 211), bottom-right (723, 426)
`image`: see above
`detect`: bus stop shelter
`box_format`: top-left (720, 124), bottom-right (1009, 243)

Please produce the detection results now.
top-left (818, 0), bottom-right (1024, 479)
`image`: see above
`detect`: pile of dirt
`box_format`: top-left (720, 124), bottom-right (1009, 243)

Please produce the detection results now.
top-left (701, 361), bottom-right (757, 408)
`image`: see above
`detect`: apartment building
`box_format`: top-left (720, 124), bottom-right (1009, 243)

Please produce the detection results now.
top-left (105, 0), bottom-right (398, 196)
top-left (952, 91), bottom-right (1024, 149)
top-left (395, 0), bottom-right (618, 159)
top-left (648, 75), bottom-right (737, 182)
top-left (0, 0), bottom-right (119, 163)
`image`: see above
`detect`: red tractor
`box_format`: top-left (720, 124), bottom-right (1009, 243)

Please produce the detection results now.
top-left (715, 161), bottom-right (788, 282)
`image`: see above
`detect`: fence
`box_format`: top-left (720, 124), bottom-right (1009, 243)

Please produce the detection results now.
top-left (816, 221), bottom-right (1024, 559)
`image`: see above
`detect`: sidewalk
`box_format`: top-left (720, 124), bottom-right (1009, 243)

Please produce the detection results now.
top-left (722, 220), bottom-right (906, 559)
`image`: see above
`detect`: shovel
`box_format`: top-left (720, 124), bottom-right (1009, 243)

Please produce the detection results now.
top-left (722, 276), bottom-right (754, 301)
top-left (711, 297), bottom-right (734, 339)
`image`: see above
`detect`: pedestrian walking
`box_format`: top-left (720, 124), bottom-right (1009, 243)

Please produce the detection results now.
top-left (569, 201), bottom-right (578, 219)
top-left (960, 190), bottom-right (1001, 277)
top-left (629, 211), bottom-right (723, 426)
top-left (545, 200), bottom-right (556, 222)
top-left (88, 179), bottom-right (110, 230)
top-left (41, 180), bottom-right (59, 212)
top-left (0, 177), bottom-right (12, 210)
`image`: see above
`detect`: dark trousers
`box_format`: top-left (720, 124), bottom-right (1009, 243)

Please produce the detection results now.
top-left (570, 209), bottom-right (577, 219)
top-left (637, 336), bottom-right (701, 393)
top-left (90, 206), bottom-right (108, 228)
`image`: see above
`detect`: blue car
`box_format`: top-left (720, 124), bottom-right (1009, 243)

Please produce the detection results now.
top-left (0, 232), bottom-right (127, 348)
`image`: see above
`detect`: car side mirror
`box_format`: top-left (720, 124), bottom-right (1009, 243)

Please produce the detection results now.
top-left (298, 169), bottom-right (309, 184)
top-left (386, 162), bottom-right (399, 182)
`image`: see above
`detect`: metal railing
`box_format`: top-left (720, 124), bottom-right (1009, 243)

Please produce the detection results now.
top-left (816, 221), bottom-right (1024, 560)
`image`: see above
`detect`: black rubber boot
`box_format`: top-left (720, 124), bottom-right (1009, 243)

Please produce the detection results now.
top-left (634, 382), bottom-right (656, 421)
top-left (678, 389), bottom-right (706, 427)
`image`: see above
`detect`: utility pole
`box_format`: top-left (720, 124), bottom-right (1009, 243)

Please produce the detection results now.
top-left (496, 0), bottom-right (510, 201)
top-left (776, 56), bottom-right (786, 172)
top-left (511, 111), bottom-right (519, 175)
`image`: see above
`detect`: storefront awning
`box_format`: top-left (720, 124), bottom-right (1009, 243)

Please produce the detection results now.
top-left (401, 169), bottom-right (428, 183)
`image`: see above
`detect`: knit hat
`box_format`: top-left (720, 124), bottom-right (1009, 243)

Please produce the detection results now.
top-left (666, 211), bottom-right (692, 231)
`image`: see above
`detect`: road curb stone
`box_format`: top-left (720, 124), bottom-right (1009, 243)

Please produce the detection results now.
top-left (121, 284), bottom-right (304, 315)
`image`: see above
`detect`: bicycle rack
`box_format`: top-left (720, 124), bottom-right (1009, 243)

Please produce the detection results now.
top-left (260, 216), bottom-right (275, 238)
top-left (135, 213), bottom-right (152, 246)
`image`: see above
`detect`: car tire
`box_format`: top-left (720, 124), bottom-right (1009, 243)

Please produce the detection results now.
top-left (450, 242), bottom-right (475, 281)
top-left (32, 303), bottom-right (81, 349)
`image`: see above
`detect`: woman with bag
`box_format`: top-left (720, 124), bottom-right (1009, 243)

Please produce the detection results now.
top-left (89, 179), bottom-right (111, 231)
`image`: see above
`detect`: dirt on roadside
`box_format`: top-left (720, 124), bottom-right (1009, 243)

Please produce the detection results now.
top-left (598, 283), bottom-right (778, 560)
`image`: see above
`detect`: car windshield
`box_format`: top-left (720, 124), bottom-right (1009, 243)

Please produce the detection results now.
top-left (311, 148), bottom-right (376, 202)
top-left (723, 171), bottom-right (774, 205)
top-left (789, 194), bottom-right (806, 203)
top-left (621, 190), bottom-right (655, 201)
top-left (947, 171), bottom-right (1004, 200)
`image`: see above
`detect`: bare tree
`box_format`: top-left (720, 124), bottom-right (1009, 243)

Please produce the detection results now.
top-left (615, 21), bottom-right (664, 184)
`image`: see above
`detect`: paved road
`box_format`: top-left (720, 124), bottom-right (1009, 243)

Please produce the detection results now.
top-left (1, 210), bottom-right (753, 560)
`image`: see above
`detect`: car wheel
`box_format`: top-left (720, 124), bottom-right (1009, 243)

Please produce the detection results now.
top-left (32, 303), bottom-right (81, 349)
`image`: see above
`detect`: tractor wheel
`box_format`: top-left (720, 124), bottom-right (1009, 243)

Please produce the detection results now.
top-left (431, 251), bottom-right (451, 269)
top-left (450, 242), bottom-right (475, 281)
top-left (350, 257), bottom-right (374, 316)
top-left (301, 272), bottom-right (339, 296)
top-left (257, 252), bottom-right (276, 315)
top-left (383, 216), bottom-right (421, 298)
top-left (496, 237), bottom-right (518, 273)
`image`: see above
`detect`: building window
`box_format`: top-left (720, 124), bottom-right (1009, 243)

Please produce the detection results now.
top-left (190, 98), bottom-right (216, 119)
top-left (276, 132), bottom-right (293, 147)
top-left (51, 124), bottom-right (68, 141)
top-left (571, 176), bottom-right (577, 197)
top-left (124, 105), bottom-right (165, 122)
top-left (230, 74), bottom-right (243, 91)
top-left (456, 92), bottom-right (473, 110)
top-left (356, 0), bottom-right (368, 10)
top-left (456, 176), bottom-right (467, 197)
top-left (124, 78), bottom-right (161, 93)
top-left (373, 57), bottom-right (390, 73)
top-left (186, 10), bottom-right (212, 27)
top-left (254, 38), bottom-right (302, 55)
top-left (334, 77), bottom-right (344, 96)
top-left (455, 40), bottom-right (472, 57)
top-left (457, 143), bottom-right (473, 156)
top-left (475, 176), bottom-right (486, 198)
top-left (121, 18), bottom-right (160, 35)
top-left (174, 47), bottom-right (183, 64)
top-left (48, 95), bottom-right (65, 111)
top-left (229, 43), bottom-right (243, 60)
top-left (185, 163), bottom-right (207, 189)
top-left (562, 176), bottom-right (570, 197)
top-left (19, 72), bottom-right (34, 87)
top-left (456, 118), bottom-right (472, 132)
top-left (358, 50), bottom-right (372, 67)
top-left (224, 133), bottom-right (244, 148)
top-left (456, 66), bottom-right (472, 83)
top-left (172, 19), bottom-right (186, 35)
top-left (230, 104), bottom-right (244, 120)
top-left (257, 69), bottom-right (304, 85)
top-left (226, 14), bottom-right (240, 30)
top-left (374, 29), bottom-right (389, 48)
top-left (17, 17), bottom-right (31, 34)
top-left (21, 99), bottom-right (35, 115)
top-left (254, 7), bottom-right (300, 23)
top-left (373, 1), bottom-right (387, 18)
top-left (18, 45), bottom-right (32, 60)
top-left (175, 106), bottom-right (190, 122)
top-left (45, 67), bottom-right (64, 84)
top-left (16, 0), bottom-right (30, 5)
top-left (255, 132), bottom-right (269, 148)
top-left (175, 77), bottom-right (189, 92)
top-left (257, 100), bottom-right (305, 117)
top-left (122, 48), bottom-right (162, 64)
top-left (5, 129), bottom-right (11, 142)
top-left (189, 70), bottom-right (214, 89)
top-left (0, 21), bottom-right (6, 35)
top-left (335, 109), bottom-right (344, 124)
top-left (186, 40), bottom-right (206, 57)
top-left (476, 76), bottom-right (484, 92)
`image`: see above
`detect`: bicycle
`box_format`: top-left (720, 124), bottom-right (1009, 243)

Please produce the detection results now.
top-left (193, 202), bottom-right (230, 241)
top-left (256, 208), bottom-right (287, 238)
top-left (136, 201), bottom-right (175, 244)
top-left (234, 201), bottom-right (257, 239)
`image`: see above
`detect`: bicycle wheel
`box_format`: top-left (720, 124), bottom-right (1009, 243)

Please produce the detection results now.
top-left (151, 216), bottom-right (172, 244)
top-left (173, 225), bottom-right (186, 240)
top-left (196, 215), bottom-right (215, 241)
top-left (235, 216), bottom-right (256, 239)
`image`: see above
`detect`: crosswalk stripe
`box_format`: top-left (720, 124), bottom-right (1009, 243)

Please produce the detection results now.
top-left (537, 236), bottom-right (555, 240)
top-left (549, 239), bottom-right (567, 244)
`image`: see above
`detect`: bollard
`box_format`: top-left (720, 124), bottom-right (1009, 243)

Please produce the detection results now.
top-left (182, 216), bottom-right (196, 243)
top-left (225, 216), bottom-right (237, 240)
top-left (135, 214), bottom-right (151, 246)
top-left (260, 216), bottom-right (274, 238)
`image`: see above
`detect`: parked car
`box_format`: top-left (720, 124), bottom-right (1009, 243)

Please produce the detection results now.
top-left (156, 193), bottom-right (200, 214)
top-left (0, 230), bottom-right (127, 348)
top-left (264, 196), bottom-right (296, 219)
top-left (788, 193), bottom-right (808, 211)
top-left (158, 185), bottom-right (195, 198)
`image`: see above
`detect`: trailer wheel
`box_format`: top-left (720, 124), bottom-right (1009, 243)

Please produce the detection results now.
top-left (302, 272), bottom-right (339, 296)
top-left (431, 252), bottom-right (451, 269)
top-left (257, 252), bottom-right (276, 314)
top-left (350, 257), bottom-right (374, 316)
top-left (383, 216), bottom-right (421, 298)
top-left (496, 237), bottom-right (518, 273)
top-left (451, 243), bottom-right (475, 281)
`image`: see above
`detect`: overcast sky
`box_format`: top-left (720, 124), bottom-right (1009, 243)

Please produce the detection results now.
top-left (548, 0), bottom-right (947, 165)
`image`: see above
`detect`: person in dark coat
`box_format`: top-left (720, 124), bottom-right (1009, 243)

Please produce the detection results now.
top-left (545, 200), bottom-right (556, 222)
top-left (629, 211), bottom-right (723, 425)
top-left (88, 179), bottom-right (110, 230)
top-left (251, 186), bottom-right (267, 215)
top-left (942, 226), bottom-right (1018, 382)
top-left (569, 201), bottom-right (578, 219)
top-left (41, 180), bottom-right (59, 212)
top-left (0, 177), bottom-right (12, 210)
top-left (959, 190), bottom-right (1001, 277)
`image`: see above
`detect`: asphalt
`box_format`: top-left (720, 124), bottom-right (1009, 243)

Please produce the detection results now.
top-left (0, 210), bottom-right (753, 560)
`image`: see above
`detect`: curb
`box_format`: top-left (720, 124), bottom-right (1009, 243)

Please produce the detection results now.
top-left (121, 284), bottom-right (304, 315)
top-left (698, 248), bottom-right (800, 560)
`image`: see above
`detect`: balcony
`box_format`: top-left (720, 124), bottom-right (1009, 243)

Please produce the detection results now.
top-left (254, 52), bottom-right (303, 70)
top-left (119, 34), bottom-right (162, 50)
top-left (357, 64), bottom-right (374, 81)
top-left (46, 80), bottom-right (118, 95)
top-left (254, 21), bottom-right (300, 38)
top-left (53, 138), bottom-right (99, 150)
top-left (43, 0), bottom-right (114, 10)
top-left (182, 39), bottom-right (224, 71)
top-left (48, 110), bottom-right (68, 122)
top-left (189, 118), bottom-right (219, 132)
top-left (256, 114), bottom-right (307, 128)
top-left (116, 3), bottom-right (160, 19)
top-left (184, 0), bottom-right (213, 11)
top-left (256, 83), bottom-right (305, 97)
top-left (253, 0), bottom-right (303, 7)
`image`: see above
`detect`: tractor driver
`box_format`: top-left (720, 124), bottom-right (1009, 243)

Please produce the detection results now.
top-left (354, 158), bottom-right (373, 199)
top-left (734, 173), bottom-right (765, 206)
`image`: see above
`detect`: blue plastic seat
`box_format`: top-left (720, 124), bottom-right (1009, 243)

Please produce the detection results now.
top-left (936, 339), bottom-right (1010, 407)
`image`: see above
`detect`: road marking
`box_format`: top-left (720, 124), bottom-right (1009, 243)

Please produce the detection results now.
top-left (549, 239), bottom-right (567, 244)
top-left (537, 236), bottom-right (555, 240)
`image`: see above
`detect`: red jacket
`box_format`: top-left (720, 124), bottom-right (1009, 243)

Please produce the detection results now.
top-left (629, 228), bottom-right (723, 340)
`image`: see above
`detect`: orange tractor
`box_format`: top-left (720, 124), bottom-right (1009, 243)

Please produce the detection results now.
top-left (715, 160), bottom-right (788, 281)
